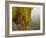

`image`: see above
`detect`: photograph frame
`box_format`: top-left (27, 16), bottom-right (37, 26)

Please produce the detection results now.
top-left (5, 1), bottom-right (45, 37)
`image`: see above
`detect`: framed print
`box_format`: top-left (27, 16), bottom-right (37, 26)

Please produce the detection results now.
top-left (5, 1), bottom-right (45, 37)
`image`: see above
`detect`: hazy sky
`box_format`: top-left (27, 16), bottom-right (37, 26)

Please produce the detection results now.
top-left (31, 7), bottom-right (40, 23)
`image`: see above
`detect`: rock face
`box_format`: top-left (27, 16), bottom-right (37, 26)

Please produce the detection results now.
top-left (12, 7), bottom-right (33, 31)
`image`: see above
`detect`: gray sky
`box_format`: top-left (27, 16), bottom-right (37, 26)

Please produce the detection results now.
top-left (31, 7), bottom-right (40, 22)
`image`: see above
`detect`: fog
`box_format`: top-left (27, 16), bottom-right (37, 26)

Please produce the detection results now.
top-left (31, 7), bottom-right (40, 30)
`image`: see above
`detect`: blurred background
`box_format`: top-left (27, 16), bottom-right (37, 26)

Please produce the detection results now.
top-left (12, 7), bottom-right (40, 31)
top-left (31, 7), bottom-right (40, 30)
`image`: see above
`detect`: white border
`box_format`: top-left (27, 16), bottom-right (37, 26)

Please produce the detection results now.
top-left (9, 4), bottom-right (43, 34)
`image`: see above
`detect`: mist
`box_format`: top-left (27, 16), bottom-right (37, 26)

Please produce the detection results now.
top-left (31, 7), bottom-right (40, 30)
